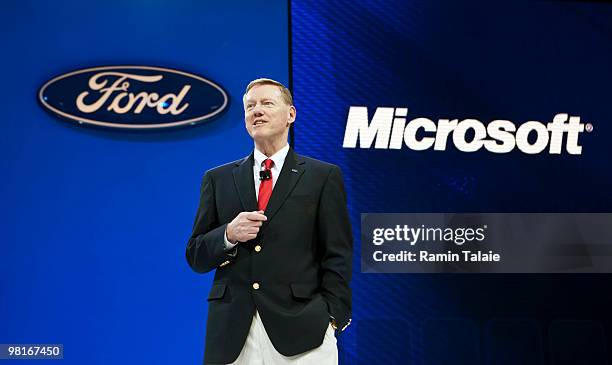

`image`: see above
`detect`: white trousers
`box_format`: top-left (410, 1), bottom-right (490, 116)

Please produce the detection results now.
top-left (225, 310), bottom-right (338, 365)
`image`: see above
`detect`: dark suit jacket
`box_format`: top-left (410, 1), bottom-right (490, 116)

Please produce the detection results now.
top-left (186, 147), bottom-right (353, 364)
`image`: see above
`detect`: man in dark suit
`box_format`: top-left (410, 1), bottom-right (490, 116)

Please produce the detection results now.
top-left (186, 78), bottom-right (353, 364)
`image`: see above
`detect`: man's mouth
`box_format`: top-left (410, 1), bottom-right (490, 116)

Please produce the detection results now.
top-left (253, 119), bottom-right (267, 126)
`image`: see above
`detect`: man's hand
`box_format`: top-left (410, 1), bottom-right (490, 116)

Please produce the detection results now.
top-left (226, 210), bottom-right (267, 243)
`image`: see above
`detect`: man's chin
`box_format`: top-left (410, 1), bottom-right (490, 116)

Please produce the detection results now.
top-left (251, 131), bottom-right (288, 147)
top-left (252, 132), bottom-right (272, 141)
top-left (247, 129), bottom-right (267, 139)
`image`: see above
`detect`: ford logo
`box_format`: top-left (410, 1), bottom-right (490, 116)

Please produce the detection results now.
top-left (38, 65), bottom-right (229, 129)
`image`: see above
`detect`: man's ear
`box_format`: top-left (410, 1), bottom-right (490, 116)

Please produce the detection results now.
top-left (287, 105), bottom-right (296, 126)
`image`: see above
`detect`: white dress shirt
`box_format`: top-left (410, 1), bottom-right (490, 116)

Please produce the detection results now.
top-left (224, 144), bottom-right (290, 249)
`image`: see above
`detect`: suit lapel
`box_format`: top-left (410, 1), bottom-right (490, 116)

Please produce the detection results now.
top-left (262, 147), bottom-right (305, 230)
top-left (233, 148), bottom-right (306, 231)
top-left (232, 152), bottom-right (258, 212)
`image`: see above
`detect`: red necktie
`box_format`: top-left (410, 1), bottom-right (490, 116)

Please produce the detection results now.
top-left (258, 159), bottom-right (274, 211)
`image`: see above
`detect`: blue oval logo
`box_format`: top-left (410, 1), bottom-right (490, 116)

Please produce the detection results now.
top-left (38, 65), bottom-right (229, 129)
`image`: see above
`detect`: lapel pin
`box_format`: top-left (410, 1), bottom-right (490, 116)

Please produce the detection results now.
top-left (291, 169), bottom-right (298, 173)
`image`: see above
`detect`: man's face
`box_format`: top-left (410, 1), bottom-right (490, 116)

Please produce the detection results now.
top-left (243, 84), bottom-right (295, 144)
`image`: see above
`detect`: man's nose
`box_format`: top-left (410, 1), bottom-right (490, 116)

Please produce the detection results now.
top-left (252, 105), bottom-right (264, 117)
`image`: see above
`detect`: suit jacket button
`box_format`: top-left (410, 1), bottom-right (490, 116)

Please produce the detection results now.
top-left (252, 282), bottom-right (260, 290)
top-left (254, 245), bottom-right (262, 252)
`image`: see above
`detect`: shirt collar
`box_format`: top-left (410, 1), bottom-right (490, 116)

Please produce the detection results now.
top-left (254, 143), bottom-right (290, 169)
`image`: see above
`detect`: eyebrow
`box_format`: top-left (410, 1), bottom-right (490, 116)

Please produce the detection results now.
top-left (245, 98), bottom-right (275, 104)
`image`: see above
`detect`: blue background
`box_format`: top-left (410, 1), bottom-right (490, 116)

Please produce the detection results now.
top-left (292, 0), bottom-right (612, 364)
top-left (3, 0), bottom-right (612, 364)
top-left (0, 1), bottom-right (287, 364)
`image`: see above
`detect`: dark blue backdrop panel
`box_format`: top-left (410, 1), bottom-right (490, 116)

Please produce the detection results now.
top-left (0, 1), bottom-right (287, 364)
top-left (292, 1), bottom-right (612, 364)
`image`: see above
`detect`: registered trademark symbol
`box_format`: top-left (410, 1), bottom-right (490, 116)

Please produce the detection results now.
top-left (585, 123), bottom-right (593, 132)
top-left (484, 225), bottom-right (487, 229)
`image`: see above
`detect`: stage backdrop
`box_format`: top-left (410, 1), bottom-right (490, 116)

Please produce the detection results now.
top-left (4, 1), bottom-right (612, 364)
top-left (0, 1), bottom-right (288, 364)
top-left (292, 1), bottom-right (612, 364)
